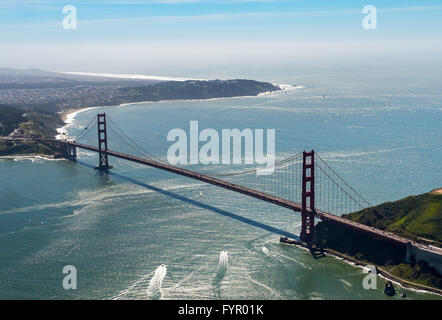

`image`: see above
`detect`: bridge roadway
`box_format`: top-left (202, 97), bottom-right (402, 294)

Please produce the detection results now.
top-left (71, 141), bottom-right (410, 246)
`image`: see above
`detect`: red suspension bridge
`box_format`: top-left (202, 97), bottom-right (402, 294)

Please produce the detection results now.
top-left (51, 113), bottom-right (410, 246)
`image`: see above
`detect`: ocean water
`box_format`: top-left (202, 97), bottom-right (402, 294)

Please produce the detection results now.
top-left (0, 65), bottom-right (441, 299)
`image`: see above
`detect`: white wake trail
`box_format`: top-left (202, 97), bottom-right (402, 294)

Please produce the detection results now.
top-left (261, 246), bottom-right (270, 255)
top-left (216, 250), bottom-right (228, 280)
top-left (146, 264), bottom-right (167, 300)
top-left (213, 250), bottom-right (229, 299)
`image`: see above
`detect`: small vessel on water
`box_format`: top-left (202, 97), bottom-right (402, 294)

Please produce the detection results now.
top-left (384, 281), bottom-right (396, 296)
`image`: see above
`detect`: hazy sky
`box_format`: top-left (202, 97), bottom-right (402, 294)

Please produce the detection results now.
top-left (1, 0), bottom-right (441, 75)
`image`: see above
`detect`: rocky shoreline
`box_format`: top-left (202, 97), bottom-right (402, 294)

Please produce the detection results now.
top-left (280, 236), bottom-right (442, 296)
top-left (324, 247), bottom-right (442, 296)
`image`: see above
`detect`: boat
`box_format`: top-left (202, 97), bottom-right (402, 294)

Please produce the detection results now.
top-left (384, 281), bottom-right (396, 296)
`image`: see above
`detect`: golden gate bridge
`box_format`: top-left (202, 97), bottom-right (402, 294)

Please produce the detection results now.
top-left (49, 113), bottom-right (410, 246)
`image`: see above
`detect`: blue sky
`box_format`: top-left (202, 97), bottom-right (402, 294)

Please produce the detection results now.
top-left (1, 0), bottom-right (441, 73)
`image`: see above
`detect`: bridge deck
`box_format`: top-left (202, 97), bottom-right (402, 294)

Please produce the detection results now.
top-left (316, 211), bottom-right (409, 245)
top-left (71, 141), bottom-right (410, 246)
top-left (73, 142), bottom-right (303, 212)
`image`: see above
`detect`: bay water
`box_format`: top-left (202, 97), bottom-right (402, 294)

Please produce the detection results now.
top-left (1, 65), bottom-right (441, 299)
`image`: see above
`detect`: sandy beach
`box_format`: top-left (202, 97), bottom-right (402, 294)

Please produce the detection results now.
top-left (56, 107), bottom-right (100, 139)
top-left (60, 107), bottom-right (95, 123)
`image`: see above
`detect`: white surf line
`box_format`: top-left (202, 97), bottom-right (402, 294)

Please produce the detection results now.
top-left (258, 84), bottom-right (304, 96)
top-left (115, 84), bottom-right (298, 107)
top-left (0, 154), bottom-right (63, 161)
top-left (325, 251), bottom-right (442, 297)
top-left (59, 71), bottom-right (207, 82)
top-left (377, 272), bottom-right (442, 297)
top-left (56, 106), bottom-right (101, 140)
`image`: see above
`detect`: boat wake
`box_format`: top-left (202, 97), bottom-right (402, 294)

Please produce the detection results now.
top-left (146, 264), bottom-right (167, 300)
top-left (216, 250), bottom-right (228, 281)
top-left (213, 250), bottom-right (228, 299)
top-left (112, 270), bottom-right (155, 300)
top-left (261, 246), bottom-right (270, 255)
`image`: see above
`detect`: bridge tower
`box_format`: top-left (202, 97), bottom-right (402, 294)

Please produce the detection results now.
top-left (300, 150), bottom-right (315, 242)
top-left (59, 140), bottom-right (76, 161)
top-left (66, 142), bottom-right (77, 160)
top-left (95, 113), bottom-right (110, 172)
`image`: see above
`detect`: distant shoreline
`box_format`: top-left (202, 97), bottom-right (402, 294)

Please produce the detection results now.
top-left (0, 70), bottom-right (295, 157)
top-left (117, 84), bottom-right (300, 106)
top-left (56, 83), bottom-right (300, 139)
top-left (0, 153), bottom-right (61, 161)
top-left (56, 107), bottom-right (100, 140)
top-left (59, 71), bottom-right (207, 82)
top-left (60, 107), bottom-right (98, 122)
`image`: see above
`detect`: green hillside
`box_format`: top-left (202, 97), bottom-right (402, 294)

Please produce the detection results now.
top-left (342, 190), bottom-right (442, 246)
top-left (0, 104), bottom-right (26, 136)
top-left (315, 189), bottom-right (442, 291)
